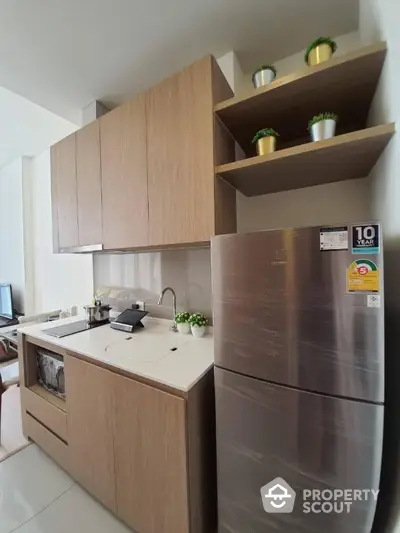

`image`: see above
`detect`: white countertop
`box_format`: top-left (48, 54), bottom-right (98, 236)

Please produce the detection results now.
top-left (20, 316), bottom-right (214, 392)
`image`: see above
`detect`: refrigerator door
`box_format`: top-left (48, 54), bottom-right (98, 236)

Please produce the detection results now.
top-left (211, 226), bottom-right (384, 403)
top-left (215, 367), bottom-right (383, 533)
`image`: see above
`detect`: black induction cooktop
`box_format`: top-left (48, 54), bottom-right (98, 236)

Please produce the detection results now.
top-left (43, 319), bottom-right (109, 338)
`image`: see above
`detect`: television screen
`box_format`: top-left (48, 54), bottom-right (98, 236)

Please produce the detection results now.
top-left (0, 284), bottom-right (14, 319)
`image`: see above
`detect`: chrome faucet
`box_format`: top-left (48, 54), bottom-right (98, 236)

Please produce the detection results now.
top-left (157, 287), bottom-right (177, 332)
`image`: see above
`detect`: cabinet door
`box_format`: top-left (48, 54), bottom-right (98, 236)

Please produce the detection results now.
top-left (113, 375), bottom-right (189, 533)
top-left (100, 96), bottom-right (148, 249)
top-left (146, 57), bottom-right (215, 246)
top-left (76, 121), bottom-right (102, 246)
top-left (50, 133), bottom-right (79, 250)
top-left (64, 356), bottom-right (116, 512)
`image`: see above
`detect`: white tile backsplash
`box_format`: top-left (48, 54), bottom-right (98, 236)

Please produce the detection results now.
top-left (93, 248), bottom-right (212, 321)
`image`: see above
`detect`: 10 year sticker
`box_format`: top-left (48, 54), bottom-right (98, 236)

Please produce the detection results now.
top-left (352, 224), bottom-right (380, 254)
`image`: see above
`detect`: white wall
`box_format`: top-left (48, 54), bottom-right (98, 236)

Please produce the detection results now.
top-left (0, 86), bottom-right (83, 170)
top-left (360, 0), bottom-right (400, 247)
top-left (217, 51), bottom-right (244, 93)
top-left (5, 108), bottom-right (96, 316)
top-left (0, 158), bottom-right (25, 312)
top-left (232, 31), bottom-right (372, 233)
top-left (238, 177), bottom-right (372, 233)
top-left (358, 4), bottom-right (400, 533)
top-left (0, 91), bottom-right (92, 316)
top-left (236, 31), bottom-right (362, 93)
top-left (25, 150), bottom-right (94, 314)
top-left (22, 157), bottom-right (35, 314)
top-left (359, 2), bottom-right (400, 311)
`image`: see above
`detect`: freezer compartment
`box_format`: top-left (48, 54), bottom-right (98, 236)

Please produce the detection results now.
top-left (215, 367), bottom-right (383, 533)
top-left (211, 227), bottom-right (384, 403)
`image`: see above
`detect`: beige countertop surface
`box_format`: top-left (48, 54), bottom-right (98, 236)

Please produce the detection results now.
top-left (20, 316), bottom-right (214, 392)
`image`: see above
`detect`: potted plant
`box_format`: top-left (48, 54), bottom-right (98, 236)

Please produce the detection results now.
top-left (252, 64), bottom-right (277, 89)
top-left (305, 37), bottom-right (337, 66)
top-left (188, 313), bottom-right (208, 338)
top-left (252, 128), bottom-right (279, 156)
top-left (308, 112), bottom-right (338, 142)
top-left (175, 312), bottom-right (191, 334)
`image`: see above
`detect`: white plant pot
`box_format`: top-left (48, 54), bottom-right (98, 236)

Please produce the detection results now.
top-left (252, 68), bottom-right (276, 88)
top-left (310, 119), bottom-right (336, 142)
top-left (177, 323), bottom-right (190, 334)
top-left (191, 325), bottom-right (206, 338)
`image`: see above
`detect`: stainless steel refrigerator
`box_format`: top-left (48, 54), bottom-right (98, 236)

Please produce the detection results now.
top-left (211, 224), bottom-right (384, 533)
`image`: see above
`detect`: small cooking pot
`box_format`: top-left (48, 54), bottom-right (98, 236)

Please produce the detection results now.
top-left (84, 303), bottom-right (111, 324)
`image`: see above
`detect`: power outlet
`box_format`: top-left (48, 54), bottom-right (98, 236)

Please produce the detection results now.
top-left (136, 300), bottom-right (146, 311)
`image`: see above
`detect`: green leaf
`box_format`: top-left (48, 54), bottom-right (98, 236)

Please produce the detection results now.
top-left (252, 128), bottom-right (280, 144)
top-left (307, 112), bottom-right (338, 132)
top-left (188, 313), bottom-right (208, 327)
top-left (175, 311), bottom-right (190, 324)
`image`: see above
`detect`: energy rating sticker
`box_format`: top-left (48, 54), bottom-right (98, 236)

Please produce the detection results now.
top-left (347, 259), bottom-right (380, 293)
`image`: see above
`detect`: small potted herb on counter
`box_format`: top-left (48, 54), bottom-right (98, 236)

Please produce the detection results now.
top-left (305, 37), bottom-right (337, 66)
top-left (252, 64), bottom-right (277, 88)
top-left (308, 112), bottom-right (338, 142)
top-left (175, 312), bottom-right (191, 334)
top-left (189, 313), bottom-right (208, 338)
top-left (252, 128), bottom-right (279, 156)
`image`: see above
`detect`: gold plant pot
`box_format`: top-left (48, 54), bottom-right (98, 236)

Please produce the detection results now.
top-left (307, 43), bottom-right (333, 66)
top-left (256, 136), bottom-right (276, 156)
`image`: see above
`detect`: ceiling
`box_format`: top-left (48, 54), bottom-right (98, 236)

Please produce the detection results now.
top-left (0, 0), bottom-right (359, 125)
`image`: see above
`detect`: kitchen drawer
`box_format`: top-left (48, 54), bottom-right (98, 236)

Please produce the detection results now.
top-left (22, 387), bottom-right (68, 442)
top-left (23, 412), bottom-right (70, 471)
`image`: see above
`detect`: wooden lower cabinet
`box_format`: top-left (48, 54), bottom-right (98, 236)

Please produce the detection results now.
top-left (113, 374), bottom-right (189, 533)
top-left (64, 356), bottom-right (117, 512)
top-left (62, 355), bottom-right (212, 533)
top-left (20, 342), bottom-right (215, 533)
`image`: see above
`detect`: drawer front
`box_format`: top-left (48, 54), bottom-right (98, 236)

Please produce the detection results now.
top-left (23, 412), bottom-right (70, 471)
top-left (22, 387), bottom-right (67, 442)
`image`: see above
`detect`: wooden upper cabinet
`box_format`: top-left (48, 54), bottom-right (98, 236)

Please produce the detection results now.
top-left (146, 56), bottom-right (236, 247)
top-left (50, 56), bottom-right (236, 253)
top-left (100, 95), bottom-right (148, 249)
top-left (51, 122), bottom-right (103, 251)
top-left (146, 57), bottom-right (216, 247)
top-left (113, 374), bottom-right (189, 533)
top-left (76, 121), bottom-right (103, 246)
top-left (65, 356), bottom-right (117, 512)
top-left (51, 133), bottom-right (79, 250)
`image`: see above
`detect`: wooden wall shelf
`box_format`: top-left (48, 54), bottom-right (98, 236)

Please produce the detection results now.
top-left (216, 124), bottom-right (395, 197)
top-left (215, 42), bottom-right (387, 156)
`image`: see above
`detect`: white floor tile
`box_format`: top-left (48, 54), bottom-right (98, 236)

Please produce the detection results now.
top-left (14, 484), bottom-right (133, 533)
top-left (0, 445), bottom-right (74, 533)
top-left (0, 386), bottom-right (29, 460)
